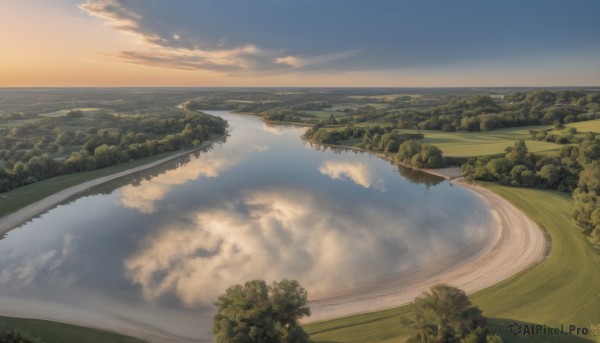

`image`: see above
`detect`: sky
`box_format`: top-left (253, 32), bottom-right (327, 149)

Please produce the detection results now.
top-left (1, 0), bottom-right (599, 87)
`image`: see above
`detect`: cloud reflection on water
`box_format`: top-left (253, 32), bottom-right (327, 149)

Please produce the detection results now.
top-left (119, 143), bottom-right (267, 213)
top-left (124, 189), bottom-right (487, 307)
top-left (0, 233), bottom-right (77, 289)
top-left (319, 160), bottom-right (385, 191)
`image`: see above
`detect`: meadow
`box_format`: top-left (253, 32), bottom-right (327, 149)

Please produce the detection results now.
top-left (0, 317), bottom-right (145, 343)
top-left (394, 126), bottom-right (562, 157)
top-left (566, 118), bottom-right (600, 133)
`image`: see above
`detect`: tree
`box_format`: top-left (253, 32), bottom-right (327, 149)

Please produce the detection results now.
top-left (93, 144), bottom-right (121, 168)
top-left (409, 284), bottom-right (485, 343)
top-left (402, 306), bottom-right (436, 343)
top-left (213, 279), bottom-right (311, 343)
top-left (418, 144), bottom-right (445, 168)
top-left (536, 164), bottom-right (562, 187)
top-left (64, 150), bottom-right (97, 173)
top-left (485, 334), bottom-right (503, 343)
top-left (0, 329), bottom-right (45, 343)
top-left (505, 140), bottom-right (528, 165)
top-left (461, 327), bottom-right (487, 343)
top-left (397, 140), bottom-right (422, 163)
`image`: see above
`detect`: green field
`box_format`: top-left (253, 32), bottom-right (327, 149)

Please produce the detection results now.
top-left (566, 119), bottom-right (600, 133)
top-left (0, 317), bottom-right (145, 343)
top-left (302, 110), bottom-right (350, 118)
top-left (306, 184), bottom-right (600, 342)
top-left (396, 125), bottom-right (561, 157)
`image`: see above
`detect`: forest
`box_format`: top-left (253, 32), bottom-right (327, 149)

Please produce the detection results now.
top-left (0, 108), bottom-right (227, 193)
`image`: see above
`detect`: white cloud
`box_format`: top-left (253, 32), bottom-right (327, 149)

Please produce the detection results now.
top-left (78, 0), bottom-right (357, 73)
top-left (275, 56), bottom-right (303, 68)
top-left (275, 50), bottom-right (360, 68)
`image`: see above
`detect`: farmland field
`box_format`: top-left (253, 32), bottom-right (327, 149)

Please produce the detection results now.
top-left (395, 125), bottom-right (562, 157)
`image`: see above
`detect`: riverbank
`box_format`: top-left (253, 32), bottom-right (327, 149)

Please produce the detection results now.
top-left (303, 138), bottom-right (463, 180)
top-left (0, 112), bottom-right (550, 343)
top-left (307, 185), bottom-right (598, 342)
top-left (0, 137), bottom-right (222, 235)
top-left (224, 116), bottom-right (548, 325)
top-left (306, 179), bottom-right (547, 323)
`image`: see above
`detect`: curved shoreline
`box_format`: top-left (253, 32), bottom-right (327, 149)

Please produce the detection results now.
top-left (306, 179), bottom-right (547, 322)
top-left (300, 138), bottom-right (547, 322)
top-left (0, 138), bottom-right (222, 235)
top-left (0, 114), bottom-right (548, 342)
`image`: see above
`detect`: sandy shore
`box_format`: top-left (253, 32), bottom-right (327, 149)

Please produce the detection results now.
top-left (0, 139), bottom-right (220, 235)
top-left (0, 128), bottom-right (548, 342)
top-left (306, 179), bottom-right (548, 322)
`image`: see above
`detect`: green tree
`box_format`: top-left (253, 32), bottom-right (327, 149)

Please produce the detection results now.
top-left (416, 144), bottom-right (445, 168)
top-left (505, 140), bottom-right (528, 165)
top-left (485, 334), bottom-right (503, 343)
top-left (0, 329), bottom-right (45, 343)
top-left (402, 306), bottom-right (436, 343)
top-left (411, 284), bottom-right (484, 343)
top-left (397, 140), bottom-right (422, 163)
top-left (461, 327), bottom-right (487, 343)
top-left (64, 150), bottom-right (97, 172)
top-left (213, 279), bottom-right (311, 343)
top-left (536, 164), bottom-right (562, 187)
top-left (93, 144), bottom-right (121, 168)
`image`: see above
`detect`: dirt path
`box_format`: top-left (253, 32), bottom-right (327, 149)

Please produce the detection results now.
top-left (0, 139), bottom-right (219, 235)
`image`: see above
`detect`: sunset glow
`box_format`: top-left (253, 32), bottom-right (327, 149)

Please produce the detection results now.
top-left (1, 0), bottom-right (599, 87)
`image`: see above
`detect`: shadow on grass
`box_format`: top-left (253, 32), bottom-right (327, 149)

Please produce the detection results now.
top-left (489, 318), bottom-right (593, 343)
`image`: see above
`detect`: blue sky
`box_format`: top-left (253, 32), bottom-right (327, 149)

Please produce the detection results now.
top-left (2, 0), bottom-right (599, 86)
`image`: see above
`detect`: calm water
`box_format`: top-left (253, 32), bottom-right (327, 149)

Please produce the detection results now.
top-left (0, 111), bottom-right (493, 339)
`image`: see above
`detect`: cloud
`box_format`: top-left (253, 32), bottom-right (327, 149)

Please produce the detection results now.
top-left (275, 50), bottom-right (360, 69)
top-left (78, 0), bottom-right (357, 73)
top-left (119, 142), bottom-right (267, 214)
top-left (77, 1), bottom-right (600, 77)
top-left (123, 189), bottom-right (490, 307)
top-left (319, 160), bottom-right (385, 191)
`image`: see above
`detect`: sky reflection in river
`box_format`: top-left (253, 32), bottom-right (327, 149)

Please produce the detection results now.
top-left (0, 111), bottom-right (493, 338)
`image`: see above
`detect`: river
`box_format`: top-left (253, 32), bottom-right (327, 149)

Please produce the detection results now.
top-left (0, 111), bottom-right (495, 341)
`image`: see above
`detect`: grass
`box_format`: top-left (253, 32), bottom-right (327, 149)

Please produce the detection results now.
top-left (306, 184), bottom-right (600, 342)
top-left (395, 125), bottom-right (561, 157)
top-left (303, 110), bottom-right (350, 118)
top-left (565, 119), bottom-right (600, 133)
top-left (0, 151), bottom-right (179, 218)
top-left (0, 317), bottom-right (146, 343)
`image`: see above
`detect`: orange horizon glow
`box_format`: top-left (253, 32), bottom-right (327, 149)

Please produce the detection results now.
top-left (1, 1), bottom-right (599, 88)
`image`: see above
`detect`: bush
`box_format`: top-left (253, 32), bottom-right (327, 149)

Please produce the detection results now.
top-left (0, 329), bottom-right (45, 343)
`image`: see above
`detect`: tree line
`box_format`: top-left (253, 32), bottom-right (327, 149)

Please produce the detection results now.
top-left (303, 123), bottom-right (423, 151)
top-left (387, 90), bottom-right (600, 132)
top-left (462, 136), bottom-right (600, 245)
top-left (0, 110), bottom-right (227, 193)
